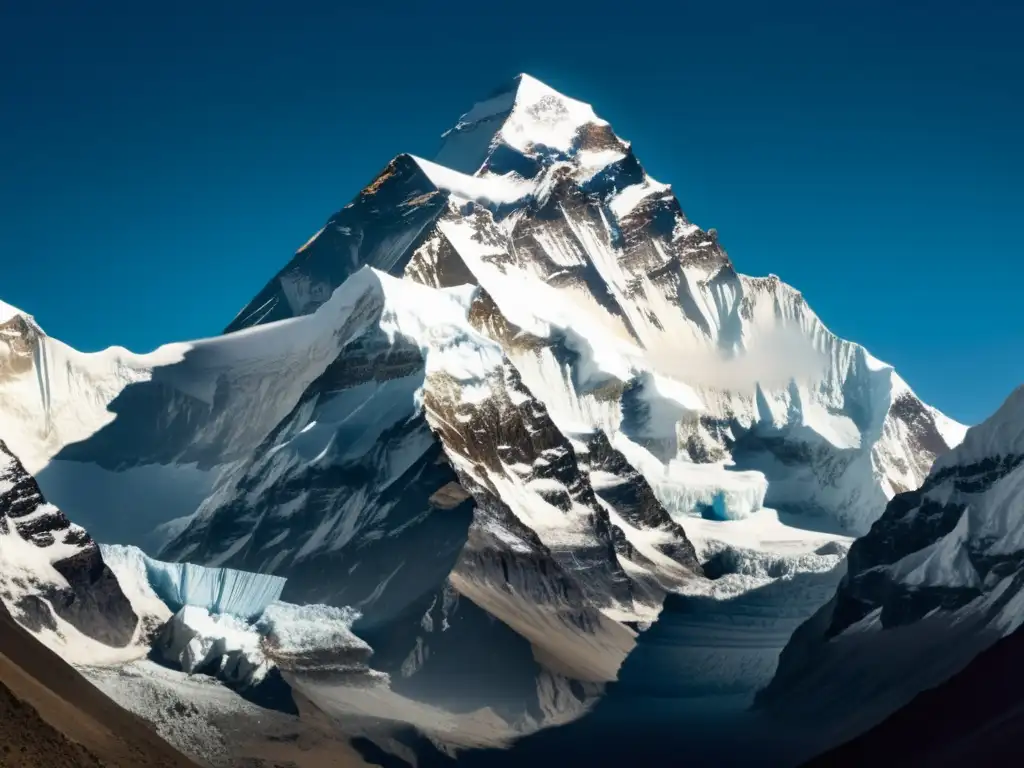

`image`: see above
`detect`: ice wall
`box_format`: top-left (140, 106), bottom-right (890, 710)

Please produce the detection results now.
top-left (101, 544), bottom-right (286, 620)
top-left (613, 435), bottom-right (768, 521)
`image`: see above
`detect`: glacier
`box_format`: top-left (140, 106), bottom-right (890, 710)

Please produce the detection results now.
top-left (102, 544), bottom-right (286, 620)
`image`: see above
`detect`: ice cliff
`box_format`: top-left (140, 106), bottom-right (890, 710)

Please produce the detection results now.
top-left (102, 544), bottom-right (285, 620)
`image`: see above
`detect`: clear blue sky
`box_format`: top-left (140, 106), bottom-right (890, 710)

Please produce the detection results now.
top-left (1, 1), bottom-right (1020, 425)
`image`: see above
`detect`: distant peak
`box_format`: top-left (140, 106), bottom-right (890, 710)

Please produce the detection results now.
top-left (510, 73), bottom-right (575, 105)
top-left (459, 73), bottom-right (600, 127)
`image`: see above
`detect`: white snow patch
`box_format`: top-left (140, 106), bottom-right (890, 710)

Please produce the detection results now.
top-left (609, 176), bottom-right (671, 218)
top-left (256, 602), bottom-right (370, 658)
top-left (411, 156), bottom-right (533, 206)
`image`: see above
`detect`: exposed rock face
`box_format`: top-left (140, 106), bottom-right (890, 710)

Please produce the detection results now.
top-left (0, 439), bottom-right (137, 646)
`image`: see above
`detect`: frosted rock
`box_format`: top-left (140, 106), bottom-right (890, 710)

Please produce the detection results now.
top-left (256, 602), bottom-right (379, 678)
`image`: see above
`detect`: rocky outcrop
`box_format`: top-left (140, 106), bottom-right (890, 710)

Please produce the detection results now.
top-left (0, 439), bottom-right (137, 646)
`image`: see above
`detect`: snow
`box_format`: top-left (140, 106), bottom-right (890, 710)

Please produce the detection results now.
top-left (410, 155), bottom-right (534, 206)
top-left (256, 602), bottom-right (370, 658)
top-left (608, 176), bottom-right (671, 217)
top-left (0, 519), bottom-right (73, 595)
top-left (931, 406), bottom-right (970, 448)
top-left (160, 605), bottom-right (268, 681)
top-left (41, 460), bottom-right (215, 550)
top-left (934, 385), bottom-right (1024, 470)
top-left (0, 450), bottom-right (88, 600)
top-left (615, 434), bottom-right (768, 521)
top-left (877, 386), bottom-right (1024, 593)
top-left (456, 87), bottom-right (518, 126)
top-left (99, 543), bottom-right (173, 626)
top-left (102, 544), bottom-right (285, 620)
top-left (499, 73), bottom-right (606, 153)
top-left (436, 73), bottom-right (609, 175)
top-left (574, 147), bottom-right (628, 181)
top-left (1, 265), bottom-right (511, 552)
top-left (1, 72), bottom-right (971, 732)
top-left (0, 298), bottom-right (25, 323)
top-left (105, 546), bottom-right (374, 686)
top-left (890, 512), bottom-right (980, 589)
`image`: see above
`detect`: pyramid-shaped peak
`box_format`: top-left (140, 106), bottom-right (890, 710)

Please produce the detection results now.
top-left (457, 73), bottom-right (603, 129)
top-left (437, 74), bottom-right (610, 174)
top-left (511, 73), bottom-right (579, 103)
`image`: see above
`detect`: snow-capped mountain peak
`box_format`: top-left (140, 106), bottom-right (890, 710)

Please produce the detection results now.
top-left (437, 73), bottom-right (610, 175)
top-left (0, 74), bottom-right (972, 754)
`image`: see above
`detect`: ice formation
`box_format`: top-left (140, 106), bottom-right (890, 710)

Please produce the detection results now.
top-left (257, 602), bottom-right (367, 657)
top-left (102, 545), bottom-right (285, 620)
top-left (158, 605), bottom-right (270, 684)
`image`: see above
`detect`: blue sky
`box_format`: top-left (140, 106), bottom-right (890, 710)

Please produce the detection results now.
top-left (1, 0), bottom-right (1020, 425)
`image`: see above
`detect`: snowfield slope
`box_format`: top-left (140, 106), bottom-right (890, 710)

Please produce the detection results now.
top-left (806, 614), bottom-right (1024, 767)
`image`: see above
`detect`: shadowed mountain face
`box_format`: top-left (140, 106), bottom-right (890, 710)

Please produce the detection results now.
top-left (805, 619), bottom-right (1024, 767)
top-left (752, 386), bottom-right (1024, 760)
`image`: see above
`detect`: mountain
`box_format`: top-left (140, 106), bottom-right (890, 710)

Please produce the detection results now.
top-left (221, 74), bottom-right (963, 537)
top-left (0, 437), bottom-right (137, 648)
top-left (0, 74), bottom-right (965, 753)
top-left (760, 385), bottom-right (1024, 752)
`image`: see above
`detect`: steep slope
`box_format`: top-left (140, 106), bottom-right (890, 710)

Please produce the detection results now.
top-left (0, 438), bottom-right (137, 647)
top-left (804, 617), bottom-right (1024, 766)
top-left (0, 600), bottom-right (196, 767)
top-left (226, 73), bottom-right (963, 538)
top-left (0, 302), bottom-right (211, 549)
top-left (158, 268), bottom-right (682, 716)
top-left (760, 385), bottom-right (1024, 753)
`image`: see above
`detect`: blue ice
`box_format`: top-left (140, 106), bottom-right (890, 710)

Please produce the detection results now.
top-left (142, 557), bottom-right (286, 620)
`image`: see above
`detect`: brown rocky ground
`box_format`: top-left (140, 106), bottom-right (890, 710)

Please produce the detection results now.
top-left (0, 603), bottom-right (197, 767)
